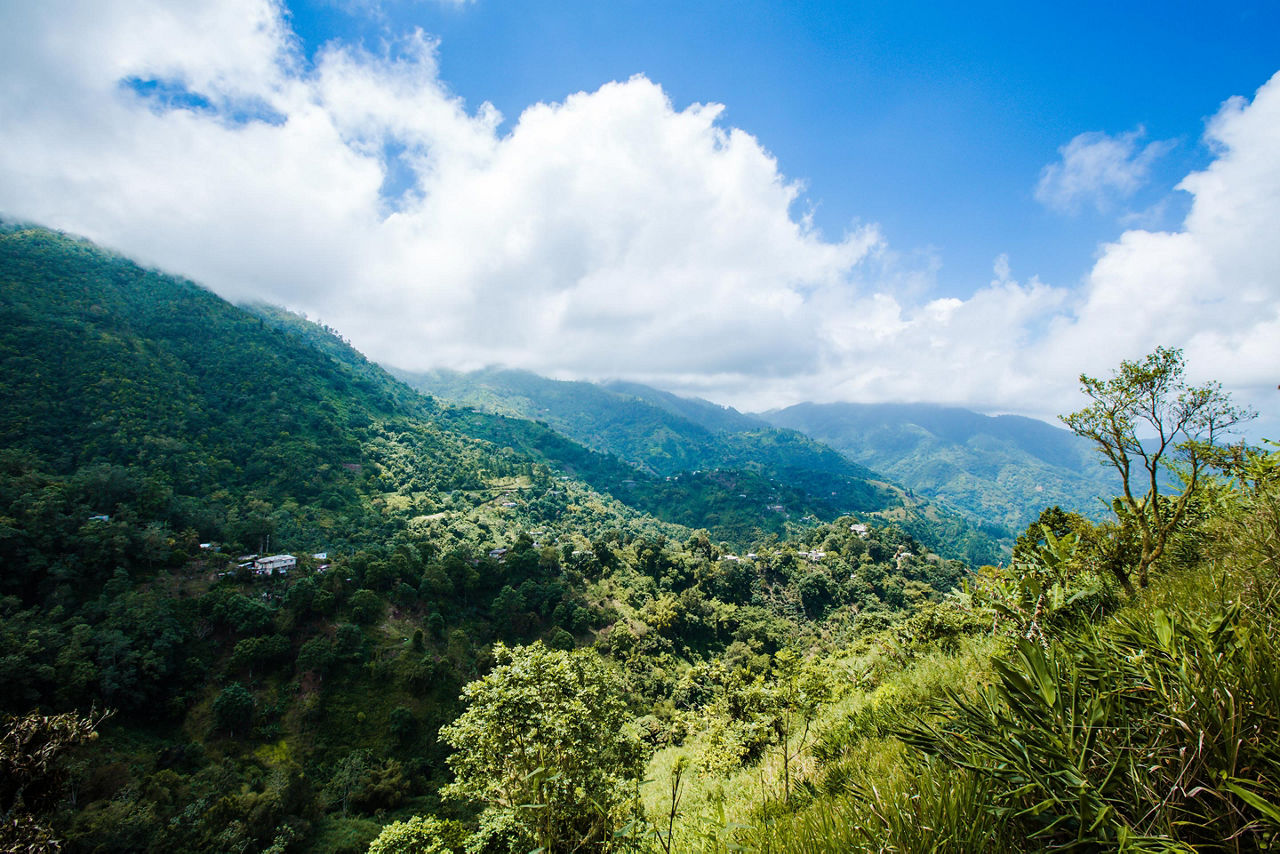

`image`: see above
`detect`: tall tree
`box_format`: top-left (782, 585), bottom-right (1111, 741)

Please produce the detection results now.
top-left (1061, 346), bottom-right (1252, 592)
top-left (440, 642), bottom-right (645, 852)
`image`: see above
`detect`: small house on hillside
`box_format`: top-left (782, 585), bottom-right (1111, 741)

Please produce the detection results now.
top-left (253, 554), bottom-right (296, 576)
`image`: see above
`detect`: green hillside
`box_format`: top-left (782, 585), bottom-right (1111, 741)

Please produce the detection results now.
top-left (394, 367), bottom-right (877, 483)
top-left (8, 225), bottom-right (1262, 854)
top-left (763, 401), bottom-right (1117, 537)
top-left (232, 320), bottom-right (868, 550)
top-left (0, 225), bottom-right (976, 853)
top-left (395, 367), bottom-right (1002, 564)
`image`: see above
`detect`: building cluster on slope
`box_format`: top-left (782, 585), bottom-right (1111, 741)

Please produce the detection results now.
top-left (235, 554), bottom-right (298, 577)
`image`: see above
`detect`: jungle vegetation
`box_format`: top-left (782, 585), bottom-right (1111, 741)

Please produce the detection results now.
top-left (1, 224), bottom-right (1274, 853)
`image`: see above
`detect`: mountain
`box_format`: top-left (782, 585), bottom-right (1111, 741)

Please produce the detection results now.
top-left (393, 367), bottom-right (838, 478)
top-left (394, 367), bottom-right (1003, 564)
top-left (0, 225), bottom-right (620, 560)
top-left (761, 401), bottom-right (1116, 536)
top-left (0, 224), bottom-right (980, 852)
top-left (600, 379), bottom-right (764, 434)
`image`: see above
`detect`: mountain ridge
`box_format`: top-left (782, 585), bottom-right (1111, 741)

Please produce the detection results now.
top-left (394, 366), bottom-right (1005, 563)
top-left (762, 400), bottom-right (1115, 535)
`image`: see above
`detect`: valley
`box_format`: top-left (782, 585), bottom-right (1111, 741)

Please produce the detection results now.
top-left (1, 224), bottom-right (1275, 853)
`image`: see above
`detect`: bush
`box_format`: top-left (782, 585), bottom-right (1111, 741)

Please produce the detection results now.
top-left (440, 642), bottom-right (647, 852)
top-left (367, 815), bottom-right (449, 854)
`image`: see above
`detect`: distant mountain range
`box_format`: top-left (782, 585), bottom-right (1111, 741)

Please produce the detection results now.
top-left (394, 367), bottom-right (979, 556)
top-left (396, 367), bottom-right (873, 481)
top-left (399, 368), bottom-right (1116, 545)
top-left (761, 402), bottom-right (1115, 535)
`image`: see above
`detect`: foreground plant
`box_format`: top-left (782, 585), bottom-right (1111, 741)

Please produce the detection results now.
top-left (1, 709), bottom-right (109, 853)
top-left (900, 593), bottom-right (1280, 850)
top-left (441, 642), bottom-right (646, 853)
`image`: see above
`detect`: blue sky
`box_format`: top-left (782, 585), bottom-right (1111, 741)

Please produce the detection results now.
top-left (0, 0), bottom-right (1277, 432)
top-left (284, 0), bottom-right (1280, 296)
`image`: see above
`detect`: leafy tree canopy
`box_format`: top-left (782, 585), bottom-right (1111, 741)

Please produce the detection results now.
top-left (440, 642), bottom-right (646, 853)
top-left (1061, 346), bottom-right (1253, 591)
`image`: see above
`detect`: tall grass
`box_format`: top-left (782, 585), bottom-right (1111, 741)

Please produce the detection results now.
top-left (633, 636), bottom-right (1001, 852)
top-left (709, 464), bottom-right (1280, 852)
top-left (890, 473), bottom-right (1280, 851)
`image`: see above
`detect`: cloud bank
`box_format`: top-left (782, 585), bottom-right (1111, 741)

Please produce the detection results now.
top-left (0, 0), bottom-right (1276, 430)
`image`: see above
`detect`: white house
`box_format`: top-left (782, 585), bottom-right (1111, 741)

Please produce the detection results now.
top-left (253, 554), bottom-right (297, 575)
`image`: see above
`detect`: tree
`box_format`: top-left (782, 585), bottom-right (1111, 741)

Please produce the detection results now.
top-left (367, 815), bottom-right (450, 854)
top-left (769, 646), bottom-right (832, 804)
top-left (1061, 347), bottom-right (1252, 592)
top-left (322, 750), bottom-right (407, 816)
top-left (440, 642), bottom-right (646, 852)
top-left (213, 682), bottom-right (254, 736)
top-left (1012, 506), bottom-right (1086, 564)
top-left (388, 706), bottom-right (416, 744)
top-left (368, 814), bottom-right (453, 854)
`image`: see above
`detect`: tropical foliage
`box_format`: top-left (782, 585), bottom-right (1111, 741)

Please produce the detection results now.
top-left (1, 224), bottom-right (1273, 854)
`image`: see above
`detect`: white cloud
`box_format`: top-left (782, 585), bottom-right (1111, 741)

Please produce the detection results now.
top-left (1035, 127), bottom-right (1174, 214)
top-left (0, 0), bottom-right (1276, 435)
top-left (1047, 77), bottom-right (1280, 403)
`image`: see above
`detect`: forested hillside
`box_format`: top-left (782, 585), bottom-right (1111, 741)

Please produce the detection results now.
top-left (395, 367), bottom-right (889, 503)
top-left (396, 367), bottom-right (1002, 564)
top-left (0, 225), bottom-right (971, 852)
top-left (764, 401), bottom-right (1116, 538)
top-left (5, 225), bottom-right (1273, 854)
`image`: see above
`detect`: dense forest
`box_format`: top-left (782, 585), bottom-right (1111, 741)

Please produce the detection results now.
top-left (762, 401), bottom-right (1117, 537)
top-left (396, 367), bottom-right (1008, 565)
top-left (2, 225), bottom-right (1277, 853)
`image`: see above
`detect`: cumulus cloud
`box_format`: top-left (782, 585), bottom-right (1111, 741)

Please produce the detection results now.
top-left (0, 0), bottom-right (1276, 433)
top-left (1035, 128), bottom-right (1174, 214)
top-left (1044, 79), bottom-right (1280, 404)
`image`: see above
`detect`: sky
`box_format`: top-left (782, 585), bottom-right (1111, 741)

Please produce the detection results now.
top-left (1, 0), bottom-right (1278, 434)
